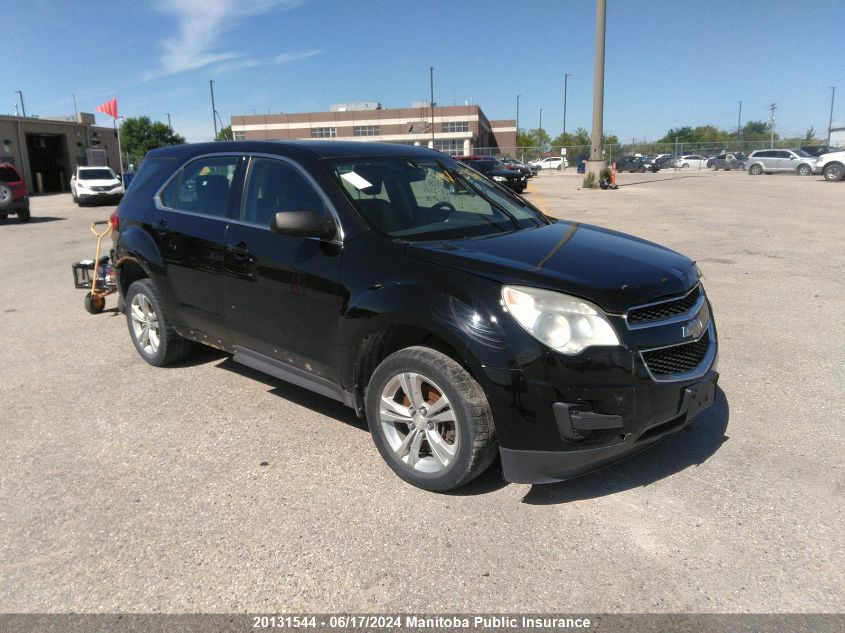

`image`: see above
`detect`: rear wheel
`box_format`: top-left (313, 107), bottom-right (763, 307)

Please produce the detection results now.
top-left (125, 279), bottom-right (193, 366)
top-left (822, 163), bottom-right (844, 182)
top-left (366, 346), bottom-right (497, 491)
top-left (749, 164), bottom-right (763, 176)
top-left (797, 164), bottom-right (812, 176)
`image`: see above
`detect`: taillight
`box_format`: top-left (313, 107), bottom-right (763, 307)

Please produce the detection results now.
top-left (109, 210), bottom-right (119, 233)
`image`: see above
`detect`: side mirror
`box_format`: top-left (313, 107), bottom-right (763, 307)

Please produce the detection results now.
top-left (270, 209), bottom-right (336, 239)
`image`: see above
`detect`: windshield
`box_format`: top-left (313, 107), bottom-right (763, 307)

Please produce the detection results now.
top-left (327, 156), bottom-right (546, 241)
top-left (792, 149), bottom-right (811, 157)
top-left (79, 169), bottom-right (116, 180)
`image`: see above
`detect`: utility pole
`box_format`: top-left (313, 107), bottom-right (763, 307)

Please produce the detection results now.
top-left (563, 73), bottom-right (571, 159)
top-left (737, 100), bottom-right (742, 135)
top-left (430, 66), bottom-right (435, 148)
top-left (15, 90), bottom-right (25, 118)
top-left (587, 0), bottom-right (607, 185)
top-left (73, 93), bottom-right (79, 121)
top-left (209, 80), bottom-right (218, 139)
top-left (828, 87), bottom-right (836, 145)
top-left (516, 94), bottom-right (521, 159)
top-left (768, 103), bottom-right (777, 148)
top-left (539, 107), bottom-right (543, 134)
top-left (166, 113), bottom-right (172, 129)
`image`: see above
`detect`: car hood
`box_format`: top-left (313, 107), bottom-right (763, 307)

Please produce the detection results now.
top-left (405, 221), bottom-right (699, 312)
top-left (77, 178), bottom-right (122, 187)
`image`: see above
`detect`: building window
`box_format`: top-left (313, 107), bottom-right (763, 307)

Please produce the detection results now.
top-left (311, 127), bottom-right (337, 138)
top-left (353, 125), bottom-right (379, 137)
top-left (434, 139), bottom-right (463, 156)
top-left (443, 121), bottom-right (470, 133)
top-left (233, 130), bottom-right (245, 141)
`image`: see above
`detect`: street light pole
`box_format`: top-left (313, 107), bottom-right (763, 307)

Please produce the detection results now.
top-left (166, 113), bottom-right (172, 129)
top-left (587, 0), bottom-right (607, 185)
top-left (539, 107), bottom-right (543, 134)
top-left (209, 80), bottom-right (218, 139)
top-left (15, 90), bottom-right (26, 118)
top-left (563, 73), bottom-right (571, 168)
top-left (516, 94), bottom-right (521, 159)
top-left (737, 100), bottom-right (742, 135)
top-left (430, 66), bottom-right (435, 148)
top-left (828, 87), bottom-right (836, 145)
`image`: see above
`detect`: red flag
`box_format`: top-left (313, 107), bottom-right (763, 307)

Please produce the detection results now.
top-left (95, 98), bottom-right (118, 119)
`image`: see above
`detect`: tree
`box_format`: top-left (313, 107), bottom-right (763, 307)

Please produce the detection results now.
top-left (120, 116), bottom-right (186, 160)
top-left (804, 126), bottom-right (816, 141)
top-left (517, 127), bottom-right (550, 150)
top-left (216, 125), bottom-right (233, 141)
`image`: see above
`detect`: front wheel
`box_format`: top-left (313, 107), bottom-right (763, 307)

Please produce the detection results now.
top-left (366, 346), bottom-right (498, 491)
top-left (124, 279), bottom-right (193, 366)
top-left (17, 207), bottom-right (30, 223)
top-left (749, 164), bottom-right (763, 176)
top-left (822, 164), bottom-right (844, 181)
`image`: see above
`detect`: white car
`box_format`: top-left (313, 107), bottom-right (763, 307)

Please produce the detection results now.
top-left (528, 156), bottom-right (568, 170)
top-left (816, 150), bottom-right (845, 182)
top-left (674, 154), bottom-right (708, 169)
top-left (71, 166), bottom-right (124, 206)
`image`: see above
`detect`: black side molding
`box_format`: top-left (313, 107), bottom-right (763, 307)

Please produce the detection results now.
top-left (232, 346), bottom-right (355, 407)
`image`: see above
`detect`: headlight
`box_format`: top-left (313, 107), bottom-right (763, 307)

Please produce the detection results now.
top-left (76, 182), bottom-right (89, 190)
top-left (493, 175), bottom-right (507, 182)
top-left (502, 285), bottom-right (620, 354)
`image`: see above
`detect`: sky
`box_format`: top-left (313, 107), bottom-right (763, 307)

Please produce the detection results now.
top-left (8, 0), bottom-right (844, 143)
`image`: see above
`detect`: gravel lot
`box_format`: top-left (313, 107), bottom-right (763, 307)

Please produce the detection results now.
top-left (1, 170), bottom-right (842, 614)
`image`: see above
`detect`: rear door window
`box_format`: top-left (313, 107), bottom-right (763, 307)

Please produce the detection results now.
top-left (160, 155), bottom-right (240, 217)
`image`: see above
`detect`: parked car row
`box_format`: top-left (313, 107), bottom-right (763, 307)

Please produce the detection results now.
top-left (455, 156), bottom-right (527, 193)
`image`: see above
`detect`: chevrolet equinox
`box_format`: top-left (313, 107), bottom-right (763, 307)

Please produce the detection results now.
top-left (113, 141), bottom-right (718, 491)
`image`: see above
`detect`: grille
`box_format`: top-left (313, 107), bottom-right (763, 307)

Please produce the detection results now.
top-left (93, 185), bottom-right (112, 192)
top-left (642, 331), bottom-right (710, 376)
top-left (628, 286), bottom-right (701, 324)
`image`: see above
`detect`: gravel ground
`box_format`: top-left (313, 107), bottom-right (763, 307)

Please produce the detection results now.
top-left (0, 170), bottom-right (842, 614)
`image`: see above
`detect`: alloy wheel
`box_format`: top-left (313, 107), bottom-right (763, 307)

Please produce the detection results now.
top-left (379, 372), bottom-right (458, 473)
top-left (129, 292), bottom-right (160, 356)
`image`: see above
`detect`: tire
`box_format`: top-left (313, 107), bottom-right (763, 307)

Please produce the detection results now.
top-left (711, 164), bottom-right (719, 171)
top-left (822, 163), bottom-right (844, 182)
top-left (124, 279), bottom-right (194, 366)
top-left (749, 164), bottom-right (763, 176)
top-left (17, 206), bottom-right (30, 223)
top-left (738, 163), bottom-right (746, 170)
top-left (681, 163), bottom-right (689, 169)
top-left (0, 184), bottom-right (12, 209)
top-left (638, 166), bottom-right (645, 173)
top-left (84, 292), bottom-right (105, 314)
top-left (365, 346), bottom-right (498, 492)
top-left (72, 194), bottom-right (79, 204)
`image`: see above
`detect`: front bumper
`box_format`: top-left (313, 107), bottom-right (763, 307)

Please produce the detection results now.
top-left (78, 190), bottom-right (123, 203)
top-left (499, 371), bottom-right (718, 484)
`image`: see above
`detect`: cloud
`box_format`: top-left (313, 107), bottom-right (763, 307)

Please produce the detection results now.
top-left (146, 0), bottom-right (304, 80)
top-left (211, 49), bottom-right (322, 76)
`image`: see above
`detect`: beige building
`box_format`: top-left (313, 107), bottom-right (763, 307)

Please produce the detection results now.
top-left (0, 113), bottom-right (121, 193)
top-left (231, 103), bottom-right (516, 156)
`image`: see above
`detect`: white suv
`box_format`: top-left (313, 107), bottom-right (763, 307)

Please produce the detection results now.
top-left (71, 166), bottom-right (125, 206)
top-left (816, 150), bottom-right (845, 182)
top-left (528, 156), bottom-right (568, 170)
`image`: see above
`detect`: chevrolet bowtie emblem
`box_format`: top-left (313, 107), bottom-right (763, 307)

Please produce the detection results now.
top-left (682, 318), bottom-right (705, 339)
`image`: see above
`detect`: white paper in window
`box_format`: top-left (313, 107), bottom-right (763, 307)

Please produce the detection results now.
top-left (341, 171), bottom-right (373, 190)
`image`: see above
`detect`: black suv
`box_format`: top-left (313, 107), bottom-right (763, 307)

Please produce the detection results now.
top-left (113, 141), bottom-right (718, 491)
top-left (615, 156), bottom-right (660, 173)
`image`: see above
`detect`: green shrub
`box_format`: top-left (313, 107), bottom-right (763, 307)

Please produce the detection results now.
top-left (600, 167), bottom-right (612, 181)
top-left (582, 172), bottom-right (596, 189)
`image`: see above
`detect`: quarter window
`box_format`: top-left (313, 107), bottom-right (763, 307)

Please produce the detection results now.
top-left (353, 125), bottom-right (380, 137)
top-left (311, 127), bottom-right (337, 138)
top-left (159, 155), bottom-right (240, 217)
top-left (242, 158), bottom-right (327, 228)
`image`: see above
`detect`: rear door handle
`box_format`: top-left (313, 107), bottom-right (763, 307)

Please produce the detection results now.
top-left (227, 241), bottom-right (252, 260)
